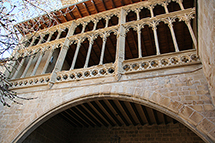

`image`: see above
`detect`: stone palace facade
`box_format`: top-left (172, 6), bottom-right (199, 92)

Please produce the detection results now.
top-left (0, 0), bottom-right (214, 142)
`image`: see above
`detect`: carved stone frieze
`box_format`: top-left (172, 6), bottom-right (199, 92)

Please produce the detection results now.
top-left (122, 8), bottom-right (195, 31)
top-left (56, 63), bottom-right (115, 82)
top-left (10, 74), bottom-right (51, 89)
top-left (122, 49), bottom-right (200, 73)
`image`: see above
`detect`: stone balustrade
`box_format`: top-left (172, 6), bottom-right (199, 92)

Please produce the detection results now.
top-left (122, 49), bottom-right (200, 73)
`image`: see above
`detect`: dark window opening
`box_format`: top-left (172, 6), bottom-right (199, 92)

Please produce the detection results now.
top-left (62, 43), bottom-right (77, 71)
top-left (108, 15), bottom-right (118, 27)
top-left (41, 34), bottom-right (49, 43)
top-left (32, 36), bottom-right (40, 46)
top-left (88, 36), bottom-right (102, 67)
top-left (126, 11), bottom-right (137, 22)
top-left (173, 19), bottom-right (193, 51)
top-left (74, 39), bottom-right (89, 69)
top-left (85, 21), bottom-right (94, 32)
top-left (103, 33), bottom-right (116, 64)
top-left (24, 37), bottom-right (33, 47)
top-left (125, 28), bottom-right (138, 60)
top-left (157, 22), bottom-right (175, 54)
top-left (45, 48), bottom-right (60, 73)
top-left (59, 28), bottom-right (69, 38)
top-left (50, 31), bottom-right (58, 41)
top-left (153, 5), bottom-right (165, 16)
top-left (140, 8), bottom-right (151, 19)
top-left (96, 18), bottom-right (106, 29)
top-left (74, 24), bottom-right (83, 35)
top-left (140, 25), bottom-right (156, 57)
top-left (167, 1), bottom-right (181, 13)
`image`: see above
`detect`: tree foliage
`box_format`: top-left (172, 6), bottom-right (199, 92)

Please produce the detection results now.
top-left (0, 0), bottom-right (66, 106)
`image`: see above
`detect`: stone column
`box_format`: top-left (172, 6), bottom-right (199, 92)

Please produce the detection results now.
top-left (41, 46), bottom-right (55, 74)
top-left (37, 34), bottom-right (44, 45)
top-left (70, 40), bottom-right (81, 70)
top-left (185, 19), bottom-right (197, 49)
top-left (105, 16), bottom-right (110, 28)
top-left (150, 21), bottom-right (160, 55)
top-left (20, 55), bottom-right (35, 78)
top-left (93, 19), bottom-right (98, 31)
top-left (115, 8), bottom-right (126, 80)
top-left (137, 25), bottom-right (142, 58)
top-left (99, 34), bottom-right (107, 65)
top-left (81, 22), bottom-right (87, 33)
top-left (135, 9), bottom-right (142, 58)
top-left (164, 18), bottom-right (179, 52)
top-left (46, 31), bottom-right (54, 42)
top-left (162, 2), bottom-right (169, 14)
top-left (31, 50), bottom-right (45, 76)
top-left (174, 0), bottom-right (184, 10)
top-left (84, 37), bottom-right (94, 68)
top-left (179, 14), bottom-right (197, 49)
top-left (12, 54), bottom-right (26, 79)
top-left (56, 30), bottom-right (62, 40)
top-left (148, 5), bottom-right (155, 18)
top-left (28, 36), bottom-right (36, 47)
top-left (49, 21), bottom-right (77, 86)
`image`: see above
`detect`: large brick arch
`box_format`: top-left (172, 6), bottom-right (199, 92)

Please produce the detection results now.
top-left (13, 88), bottom-right (215, 143)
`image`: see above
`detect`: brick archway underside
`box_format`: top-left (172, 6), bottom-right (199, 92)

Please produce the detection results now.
top-left (15, 94), bottom-right (212, 143)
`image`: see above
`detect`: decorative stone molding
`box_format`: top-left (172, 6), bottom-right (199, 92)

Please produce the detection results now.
top-left (56, 63), bottom-right (115, 82)
top-left (122, 49), bottom-right (200, 73)
top-left (68, 25), bottom-right (119, 44)
top-left (10, 73), bottom-right (51, 89)
top-left (122, 8), bottom-right (195, 31)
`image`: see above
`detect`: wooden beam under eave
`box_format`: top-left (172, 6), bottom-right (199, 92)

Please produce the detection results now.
top-left (69, 108), bottom-right (90, 127)
top-left (91, 101), bottom-right (115, 126)
top-left (74, 106), bottom-right (96, 127)
top-left (75, 5), bottom-right (83, 18)
top-left (101, 0), bottom-right (107, 10)
top-left (86, 102), bottom-right (110, 127)
top-left (91, 0), bottom-right (99, 13)
top-left (64, 110), bottom-right (84, 127)
top-left (119, 101), bottom-right (137, 125)
top-left (97, 100), bottom-right (121, 126)
top-left (110, 0), bottom-right (116, 8)
top-left (80, 104), bottom-right (104, 126)
top-left (141, 105), bottom-right (152, 125)
top-left (82, 3), bottom-right (90, 16)
top-left (151, 109), bottom-right (159, 125)
top-left (68, 6), bottom-right (76, 20)
top-left (61, 8), bottom-right (72, 21)
top-left (60, 10), bottom-right (69, 22)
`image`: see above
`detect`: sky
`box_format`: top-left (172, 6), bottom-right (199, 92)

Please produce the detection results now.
top-left (0, 0), bottom-right (63, 58)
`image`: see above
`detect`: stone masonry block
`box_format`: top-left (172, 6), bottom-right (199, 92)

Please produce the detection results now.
top-left (149, 92), bottom-right (161, 104)
top-left (208, 128), bottom-right (215, 142)
top-left (185, 96), bottom-right (200, 101)
top-left (197, 118), bottom-right (215, 135)
top-left (179, 106), bottom-right (194, 119)
top-left (133, 87), bottom-right (144, 97)
top-left (189, 111), bottom-right (204, 126)
top-left (141, 90), bottom-right (151, 100)
top-left (159, 97), bottom-right (171, 108)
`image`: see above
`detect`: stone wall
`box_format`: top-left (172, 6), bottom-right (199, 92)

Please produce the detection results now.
top-left (0, 64), bottom-right (215, 142)
top-left (70, 123), bottom-right (203, 143)
top-left (198, 0), bottom-right (215, 105)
